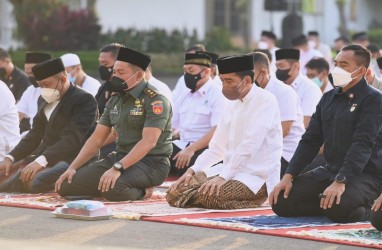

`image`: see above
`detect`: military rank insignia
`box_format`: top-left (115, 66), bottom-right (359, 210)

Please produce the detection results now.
top-left (130, 99), bottom-right (144, 115)
top-left (151, 100), bottom-right (163, 115)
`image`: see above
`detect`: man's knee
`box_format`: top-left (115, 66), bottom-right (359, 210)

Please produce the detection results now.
top-left (371, 210), bottom-right (382, 231)
top-left (271, 193), bottom-right (295, 217)
top-left (57, 182), bottom-right (74, 197)
top-left (102, 188), bottom-right (143, 202)
top-left (324, 205), bottom-right (368, 223)
top-left (28, 178), bottom-right (52, 193)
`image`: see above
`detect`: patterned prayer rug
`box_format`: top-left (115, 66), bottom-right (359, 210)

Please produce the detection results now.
top-left (177, 214), bottom-right (368, 231)
top-left (288, 228), bottom-right (382, 246)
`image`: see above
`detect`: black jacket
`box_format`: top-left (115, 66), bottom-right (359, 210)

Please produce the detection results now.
top-left (287, 79), bottom-right (382, 180)
top-left (10, 84), bottom-right (98, 166)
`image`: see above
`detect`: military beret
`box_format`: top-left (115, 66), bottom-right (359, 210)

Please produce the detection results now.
top-left (32, 58), bottom-right (65, 81)
top-left (275, 49), bottom-right (300, 61)
top-left (217, 54), bottom-right (254, 74)
top-left (25, 52), bottom-right (52, 64)
top-left (117, 47), bottom-right (151, 71)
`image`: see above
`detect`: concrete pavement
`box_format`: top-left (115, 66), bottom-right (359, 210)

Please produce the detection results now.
top-left (0, 206), bottom-right (368, 250)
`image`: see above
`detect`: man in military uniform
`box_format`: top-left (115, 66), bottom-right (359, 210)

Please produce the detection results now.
top-left (56, 47), bottom-right (172, 201)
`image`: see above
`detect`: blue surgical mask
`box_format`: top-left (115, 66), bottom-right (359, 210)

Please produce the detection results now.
top-left (311, 77), bottom-right (323, 88)
top-left (68, 72), bottom-right (76, 84)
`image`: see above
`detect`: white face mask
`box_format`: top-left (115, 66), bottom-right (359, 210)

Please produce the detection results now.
top-left (257, 41), bottom-right (269, 50)
top-left (308, 40), bottom-right (317, 49)
top-left (41, 87), bottom-right (61, 103)
top-left (330, 66), bottom-right (360, 88)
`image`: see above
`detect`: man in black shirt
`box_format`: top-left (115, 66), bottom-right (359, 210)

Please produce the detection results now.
top-left (95, 43), bottom-right (124, 159)
top-left (270, 45), bottom-right (382, 223)
top-left (0, 48), bottom-right (30, 102)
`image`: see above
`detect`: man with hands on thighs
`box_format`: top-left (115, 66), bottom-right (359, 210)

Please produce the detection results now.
top-left (55, 47), bottom-right (172, 201)
top-left (270, 45), bottom-right (382, 223)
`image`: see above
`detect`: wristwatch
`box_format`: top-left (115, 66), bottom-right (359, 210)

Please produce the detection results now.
top-left (334, 174), bottom-right (347, 184)
top-left (112, 161), bottom-right (124, 173)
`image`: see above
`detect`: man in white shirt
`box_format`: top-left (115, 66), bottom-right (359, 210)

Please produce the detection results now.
top-left (252, 52), bottom-right (305, 177)
top-left (167, 54), bottom-right (282, 209)
top-left (145, 65), bottom-right (172, 105)
top-left (308, 31), bottom-right (333, 66)
top-left (171, 53), bottom-right (225, 176)
top-left (0, 81), bottom-right (20, 161)
top-left (0, 58), bottom-right (97, 193)
top-left (60, 53), bottom-right (101, 96)
top-left (18, 52), bottom-right (52, 134)
top-left (305, 58), bottom-right (333, 93)
top-left (172, 44), bottom-right (206, 104)
top-left (275, 49), bottom-right (322, 128)
top-left (292, 35), bottom-right (323, 74)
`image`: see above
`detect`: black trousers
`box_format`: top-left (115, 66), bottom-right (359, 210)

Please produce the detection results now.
top-left (371, 210), bottom-right (382, 231)
top-left (169, 143), bottom-right (207, 176)
top-left (272, 170), bottom-right (381, 223)
top-left (58, 152), bottom-right (170, 201)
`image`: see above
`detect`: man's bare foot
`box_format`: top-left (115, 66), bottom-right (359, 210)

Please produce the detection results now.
top-left (144, 187), bottom-right (154, 199)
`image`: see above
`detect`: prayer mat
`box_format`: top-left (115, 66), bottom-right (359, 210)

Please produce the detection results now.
top-left (143, 210), bottom-right (378, 249)
top-left (0, 190), bottom-right (167, 212)
top-left (177, 214), bottom-right (368, 231)
top-left (288, 228), bottom-right (382, 247)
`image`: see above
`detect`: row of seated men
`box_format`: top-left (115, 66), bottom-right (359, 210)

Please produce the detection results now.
top-left (1, 43), bottom-right (382, 230)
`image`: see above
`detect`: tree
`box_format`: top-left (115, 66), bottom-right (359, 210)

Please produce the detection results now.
top-left (10, 0), bottom-right (101, 50)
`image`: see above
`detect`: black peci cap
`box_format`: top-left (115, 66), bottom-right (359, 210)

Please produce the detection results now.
top-left (184, 52), bottom-right (211, 67)
top-left (217, 54), bottom-right (254, 74)
top-left (25, 52), bottom-right (52, 64)
top-left (116, 47), bottom-right (151, 70)
top-left (32, 58), bottom-right (65, 81)
top-left (275, 49), bottom-right (300, 61)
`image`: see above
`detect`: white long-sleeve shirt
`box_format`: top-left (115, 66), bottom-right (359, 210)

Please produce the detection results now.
top-left (191, 85), bottom-right (283, 194)
top-left (0, 81), bottom-right (21, 160)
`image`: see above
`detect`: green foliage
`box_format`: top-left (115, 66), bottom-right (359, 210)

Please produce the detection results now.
top-left (368, 29), bottom-right (382, 48)
top-left (99, 27), bottom-right (203, 53)
top-left (10, 0), bottom-right (101, 50)
top-left (204, 27), bottom-right (234, 51)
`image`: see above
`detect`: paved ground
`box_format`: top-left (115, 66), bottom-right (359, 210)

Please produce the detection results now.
top-left (0, 206), bottom-right (368, 250)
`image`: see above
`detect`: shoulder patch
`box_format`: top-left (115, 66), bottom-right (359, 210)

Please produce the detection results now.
top-left (144, 87), bottom-right (158, 99)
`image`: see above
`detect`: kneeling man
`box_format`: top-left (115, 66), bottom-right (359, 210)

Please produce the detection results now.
top-left (55, 47), bottom-right (172, 201)
top-left (270, 45), bottom-right (382, 223)
top-left (167, 54), bottom-right (282, 209)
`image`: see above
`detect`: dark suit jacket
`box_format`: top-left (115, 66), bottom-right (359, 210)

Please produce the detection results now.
top-left (10, 84), bottom-right (98, 166)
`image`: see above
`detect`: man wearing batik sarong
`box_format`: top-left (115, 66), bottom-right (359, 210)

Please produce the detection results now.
top-left (167, 54), bottom-right (283, 209)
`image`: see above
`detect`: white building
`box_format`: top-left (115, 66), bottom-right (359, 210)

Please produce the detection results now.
top-left (0, 0), bottom-right (381, 50)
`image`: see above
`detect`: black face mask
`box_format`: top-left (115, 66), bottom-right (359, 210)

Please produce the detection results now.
top-left (275, 68), bottom-right (291, 82)
top-left (28, 76), bottom-right (39, 88)
top-left (99, 65), bottom-right (113, 81)
top-left (110, 76), bottom-right (128, 92)
top-left (184, 71), bottom-right (202, 93)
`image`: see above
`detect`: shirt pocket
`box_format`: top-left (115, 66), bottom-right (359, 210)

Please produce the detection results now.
top-left (192, 105), bottom-right (211, 125)
top-left (126, 114), bottom-right (145, 129)
top-left (110, 112), bottom-right (119, 126)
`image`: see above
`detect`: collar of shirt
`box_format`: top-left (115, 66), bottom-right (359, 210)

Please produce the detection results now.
top-left (291, 74), bottom-right (303, 89)
top-left (193, 78), bottom-right (213, 97)
top-left (240, 84), bottom-right (257, 103)
top-left (333, 78), bottom-right (368, 101)
top-left (128, 80), bottom-right (147, 99)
